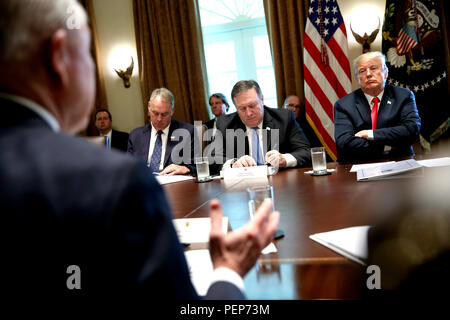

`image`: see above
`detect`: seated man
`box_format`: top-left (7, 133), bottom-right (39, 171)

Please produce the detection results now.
top-left (204, 93), bottom-right (230, 132)
top-left (128, 88), bottom-right (195, 175)
top-left (334, 51), bottom-right (421, 162)
top-left (283, 95), bottom-right (322, 148)
top-left (203, 93), bottom-right (229, 145)
top-left (208, 80), bottom-right (310, 172)
top-left (94, 108), bottom-right (129, 151)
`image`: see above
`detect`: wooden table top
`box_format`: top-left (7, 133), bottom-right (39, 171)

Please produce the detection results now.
top-left (162, 159), bottom-right (446, 299)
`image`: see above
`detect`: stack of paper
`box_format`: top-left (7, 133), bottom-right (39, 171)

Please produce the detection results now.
top-left (355, 159), bottom-right (424, 181)
top-left (309, 226), bottom-right (371, 265)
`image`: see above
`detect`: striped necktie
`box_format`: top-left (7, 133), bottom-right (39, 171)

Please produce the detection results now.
top-left (149, 130), bottom-right (163, 172)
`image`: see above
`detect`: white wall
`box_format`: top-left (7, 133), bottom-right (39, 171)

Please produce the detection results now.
top-left (338, 0), bottom-right (386, 90)
top-left (92, 0), bottom-right (144, 133)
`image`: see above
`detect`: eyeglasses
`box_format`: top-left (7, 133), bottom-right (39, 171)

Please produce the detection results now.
top-left (358, 65), bottom-right (382, 76)
top-left (285, 104), bottom-right (301, 109)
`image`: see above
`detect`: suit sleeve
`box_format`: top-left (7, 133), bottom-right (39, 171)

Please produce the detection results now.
top-left (284, 111), bottom-right (311, 167)
top-left (373, 90), bottom-right (421, 146)
top-left (112, 163), bottom-right (198, 299)
top-left (334, 100), bottom-right (380, 160)
top-left (127, 130), bottom-right (136, 155)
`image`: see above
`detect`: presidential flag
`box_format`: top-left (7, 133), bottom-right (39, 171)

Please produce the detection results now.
top-left (304, 0), bottom-right (352, 161)
top-left (382, 0), bottom-right (449, 148)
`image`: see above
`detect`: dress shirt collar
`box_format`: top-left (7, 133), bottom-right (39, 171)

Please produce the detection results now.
top-left (0, 93), bottom-right (60, 131)
top-left (245, 121), bottom-right (262, 132)
top-left (151, 123), bottom-right (170, 137)
top-left (363, 90), bottom-right (384, 109)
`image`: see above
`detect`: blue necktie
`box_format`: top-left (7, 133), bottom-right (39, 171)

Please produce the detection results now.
top-left (149, 130), bottom-right (163, 172)
top-left (252, 127), bottom-right (263, 165)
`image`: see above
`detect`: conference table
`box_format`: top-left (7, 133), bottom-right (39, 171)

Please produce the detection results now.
top-left (161, 159), bottom-right (444, 299)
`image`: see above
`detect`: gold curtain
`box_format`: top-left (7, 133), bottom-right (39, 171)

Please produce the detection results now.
top-left (79, 0), bottom-right (108, 136)
top-left (132, 0), bottom-right (210, 124)
top-left (263, 0), bottom-right (309, 108)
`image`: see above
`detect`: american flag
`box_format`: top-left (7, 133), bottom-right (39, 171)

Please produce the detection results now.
top-left (303, 0), bottom-right (351, 161)
top-left (396, 25), bottom-right (418, 55)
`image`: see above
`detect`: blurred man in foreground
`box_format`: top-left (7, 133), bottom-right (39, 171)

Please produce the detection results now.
top-left (0, 0), bottom-right (278, 302)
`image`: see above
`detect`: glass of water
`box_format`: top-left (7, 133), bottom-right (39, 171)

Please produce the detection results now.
top-left (247, 185), bottom-right (274, 220)
top-left (311, 147), bottom-right (327, 175)
top-left (195, 157), bottom-right (211, 182)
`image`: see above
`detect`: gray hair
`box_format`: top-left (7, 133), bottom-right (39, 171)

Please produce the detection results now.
top-left (231, 80), bottom-right (263, 104)
top-left (0, 0), bottom-right (87, 62)
top-left (353, 51), bottom-right (388, 80)
top-left (149, 88), bottom-right (175, 110)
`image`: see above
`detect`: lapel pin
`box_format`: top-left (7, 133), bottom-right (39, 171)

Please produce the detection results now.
top-left (387, 100), bottom-right (392, 105)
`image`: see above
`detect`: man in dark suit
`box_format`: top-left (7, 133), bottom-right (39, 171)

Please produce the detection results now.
top-left (94, 108), bottom-right (129, 151)
top-left (334, 51), bottom-right (421, 162)
top-left (127, 88), bottom-right (196, 175)
top-left (0, 0), bottom-right (278, 304)
top-left (208, 80), bottom-right (310, 172)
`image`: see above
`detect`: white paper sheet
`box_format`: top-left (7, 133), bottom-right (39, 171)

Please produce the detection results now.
top-left (417, 157), bottom-right (450, 168)
top-left (350, 161), bottom-right (395, 172)
top-left (173, 217), bottom-right (228, 244)
top-left (155, 174), bottom-right (195, 185)
top-left (184, 249), bottom-right (214, 296)
top-left (309, 226), bottom-right (371, 265)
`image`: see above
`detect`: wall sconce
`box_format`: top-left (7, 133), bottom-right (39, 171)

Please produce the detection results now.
top-left (350, 17), bottom-right (380, 53)
top-left (114, 56), bottom-right (134, 88)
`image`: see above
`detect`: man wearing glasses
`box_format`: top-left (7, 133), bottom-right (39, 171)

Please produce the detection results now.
top-left (334, 51), bottom-right (421, 162)
top-left (283, 95), bottom-right (323, 148)
top-left (127, 88), bottom-right (195, 175)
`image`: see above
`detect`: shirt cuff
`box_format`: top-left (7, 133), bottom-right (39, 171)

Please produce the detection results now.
top-left (282, 153), bottom-right (297, 167)
top-left (210, 267), bottom-right (245, 292)
top-left (368, 130), bottom-right (374, 140)
top-left (222, 158), bottom-right (235, 170)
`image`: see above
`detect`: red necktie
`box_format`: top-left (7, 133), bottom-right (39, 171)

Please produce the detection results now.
top-left (371, 97), bottom-right (379, 130)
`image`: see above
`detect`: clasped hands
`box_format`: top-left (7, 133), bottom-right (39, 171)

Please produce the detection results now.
top-left (231, 150), bottom-right (286, 168)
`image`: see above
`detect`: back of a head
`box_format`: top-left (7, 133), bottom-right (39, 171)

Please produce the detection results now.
top-left (149, 87), bottom-right (175, 110)
top-left (0, 0), bottom-right (87, 64)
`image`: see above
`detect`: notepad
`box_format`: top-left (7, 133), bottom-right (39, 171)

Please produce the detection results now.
top-left (155, 174), bottom-right (194, 185)
top-left (173, 217), bottom-right (228, 244)
top-left (310, 226), bottom-right (371, 265)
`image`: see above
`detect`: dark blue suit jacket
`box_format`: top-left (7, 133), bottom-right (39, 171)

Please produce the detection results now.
top-left (110, 129), bottom-right (129, 152)
top-left (0, 99), bottom-right (243, 301)
top-left (127, 119), bottom-right (196, 172)
top-left (334, 84), bottom-right (421, 162)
